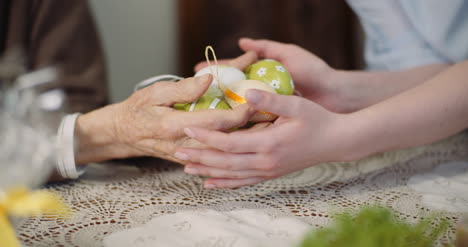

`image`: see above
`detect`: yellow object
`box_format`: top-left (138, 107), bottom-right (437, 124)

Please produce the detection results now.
top-left (224, 89), bottom-right (247, 104)
top-left (224, 80), bottom-right (277, 122)
top-left (224, 87), bottom-right (275, 119)
top-left (0, 186), bottom-right (70, 247)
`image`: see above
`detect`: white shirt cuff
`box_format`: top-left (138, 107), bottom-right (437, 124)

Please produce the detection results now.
top-left (56, 113), bottom-right (84, 179)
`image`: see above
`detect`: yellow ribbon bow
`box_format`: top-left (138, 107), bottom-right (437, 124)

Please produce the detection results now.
top-left (0, 186), bottom-right (70, 247)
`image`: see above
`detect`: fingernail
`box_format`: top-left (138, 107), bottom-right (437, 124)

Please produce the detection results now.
top-left (205, 183), bottom-right (216, 189)
top-left (246, 89), bottom-right (263, 104)
top-left (184, 167), bottom-right (199, 174)
top-left (175, 152), bottom-right (189, 161)
top-left (184, 128), bottom-right (196, 138)
top-left (196, 74), bottom-right (210, 83)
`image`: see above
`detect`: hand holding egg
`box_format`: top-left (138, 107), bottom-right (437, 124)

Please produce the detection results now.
top-left (175, 47), bottom-right (296, 123)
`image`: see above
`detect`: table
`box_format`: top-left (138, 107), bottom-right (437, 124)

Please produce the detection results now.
top-left (13, 132), bottom-right (468, 246)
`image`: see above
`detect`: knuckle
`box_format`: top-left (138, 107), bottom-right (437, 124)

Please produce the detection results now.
top-left (268, 156), bottom-right (281, 169)
top-left (173, 82), bottom-right (187, 96)
top-left (221, 162), bottom-right (235, 170)
top-left (224, 108), bottom-right (249, 128)
top-left (239, 110), bottom-right (253, 125)
top-left (264, 170), bottom-right (279, 178)
top-left (229, 172), bottom-right (243, 179)
top-left (259, 156), bottom-right (279, 171)
top-left (288, 97), bottom-right (303, 115)
top-left (173, 81), bottom-right (195, 101)
top-left (159, 117), bottom-right (179, 138)
top-left (220, 141), bottom-right (235, 152)
top-left (260, 141), bottom-right (277, 153)
top-left (259, 163), bottom-right (273, 172)
top-left (158, 141), bottom-right (175, 155)
top-left (211, 171), bottom-right (225, 178)
top-left (206, 118), bottom-right (223, 130)
top-left (198, 169), bottom-right (211, 177)
top-left (261, 93), bottom-right (275, 106)
top-left (198, 153), bottom-right (211, 165)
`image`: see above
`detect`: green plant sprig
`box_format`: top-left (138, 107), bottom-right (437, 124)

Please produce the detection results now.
top-left (299, 206), bottom-right (451, 247)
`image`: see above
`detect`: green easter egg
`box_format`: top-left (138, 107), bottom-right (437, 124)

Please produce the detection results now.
top-left (173, 95), bottom-right (231, 111)
top-left (245, 59), bottom-right (294, 95)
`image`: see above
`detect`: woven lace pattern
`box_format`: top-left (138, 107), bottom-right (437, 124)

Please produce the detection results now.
top-left (13, 132), bottom-right (468, 246)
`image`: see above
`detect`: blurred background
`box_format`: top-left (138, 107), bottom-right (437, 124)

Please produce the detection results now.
top-left (91, 0), bottom-right (363, 103)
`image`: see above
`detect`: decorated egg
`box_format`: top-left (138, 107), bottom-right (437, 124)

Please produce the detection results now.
top-left (245, 59), bottom-right (294, 95)
top-left (174, 95), bottom-right (231, 111)
top-left (223, 80), bottom-right (277, 122)
top-left (195, 65), bottom-right (246, 98)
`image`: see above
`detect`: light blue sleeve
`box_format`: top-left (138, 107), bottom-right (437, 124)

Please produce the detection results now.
top-left (398, 0), bottom-right (468, 63)
top-left (346, 0), bottom-right (468, 71)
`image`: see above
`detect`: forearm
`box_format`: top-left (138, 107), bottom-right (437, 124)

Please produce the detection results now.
top-left (74, 103), bottom-right (137, 165)
top-left (330, 64), bottom-right (449, 113)
top-left (344, 61), bottom-right (468, 160)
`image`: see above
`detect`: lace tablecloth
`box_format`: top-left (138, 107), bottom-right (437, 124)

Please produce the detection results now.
top-left (14, 132), bottom-right (468, 246)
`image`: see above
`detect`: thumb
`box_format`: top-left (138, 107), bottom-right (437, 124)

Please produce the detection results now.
top-left (227, 51), bottom-right (257, 71)
top-left (239, 38), bottom-right (287, 61)
top-left (245, 89), bottom-right (303, 117)
top-left (146, 74), bottom-right (212, 106)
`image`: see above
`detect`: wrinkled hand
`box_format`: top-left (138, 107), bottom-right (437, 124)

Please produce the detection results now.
top-left (174, 89), bottom-right (354, 188)
top-left (113, 75), bottom-right (257, 163)
top-left (75, 74), bottom-right (256, 165)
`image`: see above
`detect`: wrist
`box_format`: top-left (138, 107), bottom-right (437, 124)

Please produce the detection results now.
top-left (74, 103), bottom-right (137, 164)
top-left (309, 68), bottom-right (358, 114)
top-left (324, 70), bottom-right (357, 113)
top-left (336, 111), bottom-right (380, 162)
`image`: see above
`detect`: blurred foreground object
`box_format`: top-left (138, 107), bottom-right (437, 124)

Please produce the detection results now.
top-left (0, 52), bottom-right (70, 247)
top-left (0, 51), bottom-right (62, 188)
top-left (0, 187), bottom-right (70, 247)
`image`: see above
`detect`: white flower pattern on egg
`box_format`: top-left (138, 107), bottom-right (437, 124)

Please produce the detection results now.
top-left (290, 79), bottom-right (295, 90)
top-left (257, 67), bottom-right (267, 77)
top-left (270, 80), bottom-right (280, 89)
top-left (275, 65), bottom-right (285, 72)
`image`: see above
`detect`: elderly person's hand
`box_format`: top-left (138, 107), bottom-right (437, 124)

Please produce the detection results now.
top-left (72, 52), bottom-right (259, 165)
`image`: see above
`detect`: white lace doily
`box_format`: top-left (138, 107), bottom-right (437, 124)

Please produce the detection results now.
top-left (13, 132), bottom-right (468, 247)
top-left (103, 209), bottom-right (311, 247)
top-left (408, 160), bottom-right (468, 213)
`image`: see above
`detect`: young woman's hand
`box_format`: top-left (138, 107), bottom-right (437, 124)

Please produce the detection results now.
top-left (175, 89), bottom-right (356, 188)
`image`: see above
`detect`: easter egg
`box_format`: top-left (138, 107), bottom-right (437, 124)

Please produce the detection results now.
top-left (174, 95), bottom-right (231, 111)
top-left (223, 80), bottom-right (277, 122)
top-left (245, 59), bottom-right (294, 95)
top-left (195, 65), bottom-right (246, 98)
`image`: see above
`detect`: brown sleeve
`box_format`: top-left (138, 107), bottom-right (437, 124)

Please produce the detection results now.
top-left (4, 0), bottom-right (109, 113)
